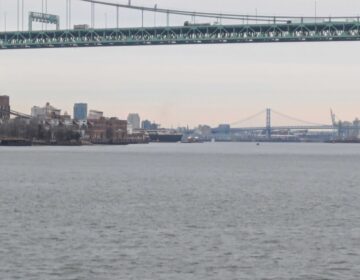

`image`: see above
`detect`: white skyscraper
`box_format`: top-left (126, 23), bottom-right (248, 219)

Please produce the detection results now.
top-left (127, 113), bottom-right (141, 129)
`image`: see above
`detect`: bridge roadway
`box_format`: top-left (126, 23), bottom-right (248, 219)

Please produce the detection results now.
top-left (1, 20), bottom-right (360, 50)
top-left (231, 125), bottom-right (335, 133)
top-left (0, 109), bottom-right (31, 119)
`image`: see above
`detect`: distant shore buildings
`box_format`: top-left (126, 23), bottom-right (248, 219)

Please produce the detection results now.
top-left (0, 98), bottom-right (152, 145)
top-left (1, 95), bottom-right (359, 144)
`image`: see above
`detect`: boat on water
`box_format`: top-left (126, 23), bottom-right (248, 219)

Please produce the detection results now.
top-left (0, 138), bottom-right (32, 146)
top-left (181, 136), bottom-right (203, 143)
top-left (147, 130), bottom-right (183, 143)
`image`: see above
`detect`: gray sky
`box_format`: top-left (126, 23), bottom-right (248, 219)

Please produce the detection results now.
top-left (0, 0), bottom-right (360, 127)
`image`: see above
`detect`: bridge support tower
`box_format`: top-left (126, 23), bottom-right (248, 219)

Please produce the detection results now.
top-left (0, 95), bottom-right (10, 121)
top-left (266, 108), bottom-right (271, 140)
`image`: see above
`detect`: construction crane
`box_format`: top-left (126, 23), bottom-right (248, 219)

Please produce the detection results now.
top-left (330, 109), bottom-right (337, 127)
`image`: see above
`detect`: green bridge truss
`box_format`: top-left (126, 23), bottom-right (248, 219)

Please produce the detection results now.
top-left (1, 21), bottom-right (360, 50)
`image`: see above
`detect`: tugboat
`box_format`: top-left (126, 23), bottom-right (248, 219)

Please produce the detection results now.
top-left (181, 136), bottom-right (203, 143)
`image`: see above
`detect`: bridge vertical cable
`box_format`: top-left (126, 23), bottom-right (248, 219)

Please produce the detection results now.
top-left (45, 0), bottom-right (48, 30)
top-left (66, 0), bottom-right (70, 29)
top-left (69, 0), bottom-right (72, 29)
top-left (154, 4), bottom-right (157, 27)
top-left (116, 6), bottom-right (119, 29)
top-left (91, 1), bottom-right (95, 28)
top-left (17, 0), bottom-right (19, 31)
top-left (141, 8), bottom-right (144, 28)
top-left (22, 0), bottom-right (24, 31)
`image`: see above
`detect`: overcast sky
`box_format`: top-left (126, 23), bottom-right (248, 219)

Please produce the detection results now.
top-left (0, 0), bottom-right (360, 127)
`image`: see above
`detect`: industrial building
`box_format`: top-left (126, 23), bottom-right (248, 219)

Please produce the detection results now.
top-left (31, 102), bottom-right (61, 120)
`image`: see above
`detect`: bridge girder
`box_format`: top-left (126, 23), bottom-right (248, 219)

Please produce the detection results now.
top-left (1, 21), bottom-right (360, 50)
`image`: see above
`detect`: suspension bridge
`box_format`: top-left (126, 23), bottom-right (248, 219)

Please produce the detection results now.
top-left (227, 108), bottom-right (336, 139)
top-left (1, 0), bottom-right (360, 50)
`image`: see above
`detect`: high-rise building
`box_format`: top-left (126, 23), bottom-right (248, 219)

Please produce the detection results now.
top-left (127, 113), bottom-right (141, 129)
top-left (141, 120), bottom-right (152, 130)
top-left (73, 103), bottom-right (88, 121)
top-left (141, 120), bottom-right (159, 130)
top-left (0, 95), bottom-right (10, 121)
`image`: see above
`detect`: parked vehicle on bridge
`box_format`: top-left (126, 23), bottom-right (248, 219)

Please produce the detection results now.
top-left (74, 24), bottom-right (90, 30)
top-left (184, 21), bottom-right (211, 27)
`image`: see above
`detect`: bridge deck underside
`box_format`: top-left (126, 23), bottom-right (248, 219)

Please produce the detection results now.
top-left (1, 22), bottom-right (360, 49)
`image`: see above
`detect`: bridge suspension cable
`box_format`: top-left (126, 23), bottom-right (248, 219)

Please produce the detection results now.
top-left (79, 0), bottom-right (360, 23)
top-left (271, 109), bottom-right (327, 126)
top-left (230, 109), bottom-right (266, 126)
top-left (79, 0), bottom-right (291, 23)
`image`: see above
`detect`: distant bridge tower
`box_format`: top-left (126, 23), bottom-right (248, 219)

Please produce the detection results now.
top-left (266, 108), bottom-right (271, 139)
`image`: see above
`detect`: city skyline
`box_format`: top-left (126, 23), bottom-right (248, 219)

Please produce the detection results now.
top-left (0, 0), bottom-right (360, 127)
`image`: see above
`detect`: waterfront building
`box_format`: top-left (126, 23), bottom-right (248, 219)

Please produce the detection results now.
top-left (31, 102), bottom-right (61, 120)
top-left (127, 113), bottom-right (141, 129)
top-left (88, 110), bottom-right (103, 120)
top-left (0, 95), bottom-right (10, 121)
top-left (87, 117), bottom-right (127, 143)
top-left (127, 123), bottom-right (134, 134)
top-left (73, 103), bottom-right (88, 121)
top-left (60, 112), bottom-right (73, 126)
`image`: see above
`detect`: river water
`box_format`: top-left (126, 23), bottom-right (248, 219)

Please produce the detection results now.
top-left (0, 143), bottom-right (359, 280)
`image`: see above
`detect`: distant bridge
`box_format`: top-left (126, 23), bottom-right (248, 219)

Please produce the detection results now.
top-left (1, 0), bottom-right (360, 50)
top-left (231, 125), bottom-right (334, 133)
top-left (225, 108), bottom-right (337, 139)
